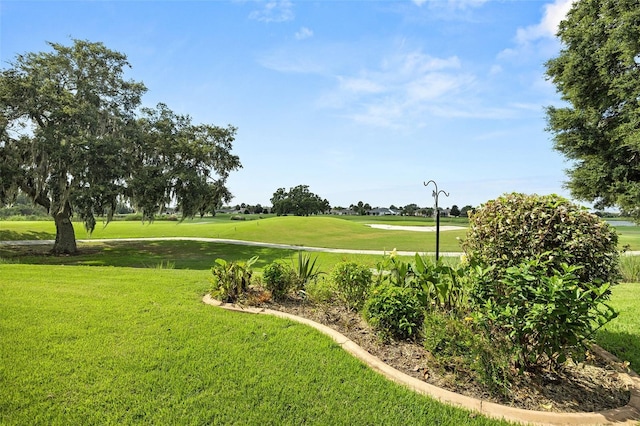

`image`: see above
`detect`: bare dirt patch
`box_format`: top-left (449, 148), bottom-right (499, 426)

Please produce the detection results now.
top-left (261, 297), bottom-right (632, 414)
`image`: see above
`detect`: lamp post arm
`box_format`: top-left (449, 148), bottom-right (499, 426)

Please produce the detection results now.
top-left (424, 180), bottom-right (449, 261)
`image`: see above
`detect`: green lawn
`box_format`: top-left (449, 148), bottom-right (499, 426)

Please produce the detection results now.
top-left (0, 216), bottom-right (467, 252)
top-left (0, 265), bottom-right (507, 425)
top-left (3, 215), bottom-right (640, 252)
top-left (617, 224), bottom-right (640, 251)
top-left (596, 282), bottom-right (640, 371)
top-left (1, 216), bottom-right (639, 424)
top-left (0, 240), bottom-right (409, 273)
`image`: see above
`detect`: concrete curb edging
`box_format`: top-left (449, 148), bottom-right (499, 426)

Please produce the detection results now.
top-left (202, 294), bottom-right (640, 425)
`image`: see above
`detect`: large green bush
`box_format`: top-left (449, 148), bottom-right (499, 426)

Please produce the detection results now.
top-left (462, 193), bottom-right (620, 286)
top-left (470, 257), bottom-right (618, 371)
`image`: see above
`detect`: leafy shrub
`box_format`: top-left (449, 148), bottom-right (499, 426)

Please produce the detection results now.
top-left (462, 193), bottom-right (620, 287)
top-left (303, 276), bottom-right (336, 303)
top-left (422, 310), bottom-right (512, 396)
top-left (364, 285), bottom-right (424, 340)
top-left (262, 261), bottom-right (295, 300)
top-left (471, 257), bottom-right (618, 371)
top-left (376, 252), bottom-right (469, 312)
top-left (469, 327), bottom-right (514, 397)
top-left (331, 261), bottom-right (373, 311)
top-left (423, 310), bottom-right (478, 358)
top-left (210, 256), bottom-right (258, 303)
top-left (263, 253), bottom-right (323, 300)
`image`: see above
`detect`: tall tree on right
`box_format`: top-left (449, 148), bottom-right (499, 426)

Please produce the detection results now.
top-left (545, 0), bottom-right (640, 219)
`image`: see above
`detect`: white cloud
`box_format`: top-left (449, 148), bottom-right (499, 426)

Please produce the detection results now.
top-left (496, 0), bottom-right (576, 81)
top-left (405, 72), bottom-right (472, 102)
top-left (516, 0), bottom-right (575, 43)
top-left (338, 76), bottom-right (385, 94)
top-left (393, 51), bottom-right (461, 74)
top-left (249, 0), bottom-right (294, 23)
top-left (509, 102), bottom-right (544, 113)
top-left (261, 42), bottom-right (524, 128)
top-left (321, 50), bottom-right (487, 127)
top-left (295, 27), bottom-right (313, 40)
top-left (489, 64), bottom-right (502, 76)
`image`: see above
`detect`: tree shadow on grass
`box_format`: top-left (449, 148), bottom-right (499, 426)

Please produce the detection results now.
top-left (0, 229), bottom-right (55, 241)
top-left (0, 240), bottom-right (298, 271)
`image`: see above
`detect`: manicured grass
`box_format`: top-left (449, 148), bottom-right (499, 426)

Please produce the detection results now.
top-left (1, 217), bottom-right (638, 424)
top-left (4, 215), bottom-right (640, 251)
top-left (0, 216), bottom-right (467, 252)
top-left (0, 240), bottom-right (411, 273)
top-left (595, 282), bottom-right (640, 372)
top-left (617, 225), bottom-right (640, 252)
top-left (0, 265), bottom-right (506, 425)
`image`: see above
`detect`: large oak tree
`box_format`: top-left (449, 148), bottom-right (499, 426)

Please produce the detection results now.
top-left (0, 40), bottom-right (241, 254)
top-left (270, 185), bottom-right (330, 216)
top-left (545, 0), bottom-right (640, 218)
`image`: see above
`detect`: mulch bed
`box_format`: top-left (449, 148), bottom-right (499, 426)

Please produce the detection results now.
top-left (258, 297), bottom-right (632, 414)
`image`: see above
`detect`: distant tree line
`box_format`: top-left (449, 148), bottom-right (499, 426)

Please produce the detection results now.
top-left (3, 183), bottom-right (480, 219)
top-left (342, 202), bottom-right (474, 217)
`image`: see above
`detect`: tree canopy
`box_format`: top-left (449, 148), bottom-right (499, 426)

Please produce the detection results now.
top-left (270, 185), bottom-right (330, 216)
top-left (0, 40), bottom-right (241, 253)
top-left (545, 0), bottom-right (640, 218)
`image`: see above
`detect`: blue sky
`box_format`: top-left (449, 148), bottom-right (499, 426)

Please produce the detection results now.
top-left (1, 0), bottom-right (577, 210)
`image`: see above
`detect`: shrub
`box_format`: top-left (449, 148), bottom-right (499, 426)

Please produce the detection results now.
top-left (303, 276), bottom-right (336, 303)
top-left (469, 328), bottom-right (514, 397)
top-left (422, 310), bottom-right (477, 358)
top-left (331, 261), bottom-right (373, 311)
top-left (210, 256), bottom-right (258, 303)
top-left (364, 285), bottom-right (424, 340)
top-left (123, 213), bottom-right (144, 221)
top-left (470, 257), bottom-right (618, 371)
top-left (376, 252), bottom-right (469, 313)
top-left (422, 310), bottom-right (512, 396)
top-left (462, 193), bottom-right (620, 287)
top-left (262, 261), bottom-right (295, 300)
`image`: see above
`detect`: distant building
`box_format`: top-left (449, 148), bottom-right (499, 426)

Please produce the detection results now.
top-left (330, 208), bottom-right (357, 215)
top-left (367, 207), bottom-right (400, 216)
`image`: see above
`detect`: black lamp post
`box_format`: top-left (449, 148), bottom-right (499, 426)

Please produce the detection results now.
top-left (424, 180), bottom-right (449, 261)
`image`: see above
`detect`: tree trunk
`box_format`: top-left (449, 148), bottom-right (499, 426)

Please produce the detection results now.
top-left (52, 204), bottom-right (77, 255)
